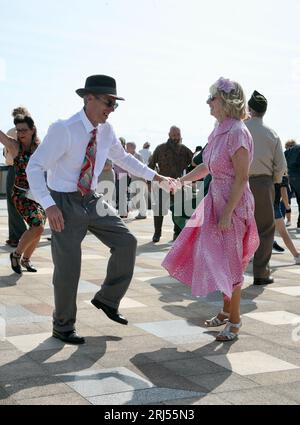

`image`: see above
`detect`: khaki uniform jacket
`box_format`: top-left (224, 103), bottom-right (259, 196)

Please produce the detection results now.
top-left (245, 117), bottom-right (286, 183)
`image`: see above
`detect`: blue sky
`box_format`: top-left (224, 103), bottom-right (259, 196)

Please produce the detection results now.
top-left (1, 0), bottom-right (300, 162)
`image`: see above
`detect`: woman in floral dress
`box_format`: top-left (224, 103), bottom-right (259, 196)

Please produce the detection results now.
top-left (162, 77), bottom-right (259, 341)
top-left (0, 115), bottom-right (46, 274)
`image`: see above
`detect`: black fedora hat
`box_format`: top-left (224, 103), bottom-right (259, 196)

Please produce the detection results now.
top-left (76, 75), bottom-right (125, 100)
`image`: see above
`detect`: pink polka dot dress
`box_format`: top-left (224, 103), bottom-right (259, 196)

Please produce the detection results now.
top-left (162, 118), bottom-right (259, 299)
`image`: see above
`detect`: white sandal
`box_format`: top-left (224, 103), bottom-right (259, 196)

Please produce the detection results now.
top-left (216, 320), bottom-right (242, 341)
top-left (205, 310), bottom-right (230, 327)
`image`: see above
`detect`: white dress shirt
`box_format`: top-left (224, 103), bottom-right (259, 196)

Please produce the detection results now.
top-left (138, 148), bottom-right (152, 165)
top-left (27, 109), bottom-right (156, 210)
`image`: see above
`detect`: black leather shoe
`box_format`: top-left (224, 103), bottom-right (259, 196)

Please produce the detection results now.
top-left (135, 214), bottom-right (147, 220)
top-left (10, 252), bottom-right (22, 274)
top-left (273, 241), bottom-right (285, 252)
top-left (21, 259), bottom-right (37, 272)
top-left (6, 239), bottom-right (19, 248)
top-left (253, 277), bottom-right (274, 285)
top-left (52, 329), bottom-right (85, 344)
top-left (91, 299), bottom-right (128, 325)
top-left (152, 233), bottom-right (161, 243)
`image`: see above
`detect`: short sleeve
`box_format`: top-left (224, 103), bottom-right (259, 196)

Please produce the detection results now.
top-left (227, 125), bottom-right (253, 158)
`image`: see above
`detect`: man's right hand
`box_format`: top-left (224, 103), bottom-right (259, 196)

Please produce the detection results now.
top-left (46, 205), bottom-right (64, 232)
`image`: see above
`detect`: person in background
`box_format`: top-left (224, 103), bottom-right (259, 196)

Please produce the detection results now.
top-left (284, 138), bottom-right (300, 228)
top-left (114, 137), bottom-right (130, 218)
top-left (273, 174), bottom-right (300, 264)
top-left (274, 176), bottom-right (300, 264)
top-left (126, 142), bottom-right (147, 219)
top-left (97, 159), bottom-right (115, 205)
top-left (280, 139), bottom-right (296, 227)
top-left (4, 106), bottom-right (28, 247)
top-left (162, 77), bottom-right (259, 342)
top-left (140, 142), bottom-right (153, 210)
top-left (245, 90), bottom-right (286, 286)
top-left (193, 145), bottom-right (203, 155)
top-left (148, 126), bottom-right (193, 242)
top-left (171, 145), bottom-right (212, 231)
top-left (0, 115), bottom-right (46, 274)
top-left (138, 142), bottom-right (152, 165)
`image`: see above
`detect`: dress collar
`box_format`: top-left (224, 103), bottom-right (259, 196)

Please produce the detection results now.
top-left (213, 118), bottom-right (238, 137)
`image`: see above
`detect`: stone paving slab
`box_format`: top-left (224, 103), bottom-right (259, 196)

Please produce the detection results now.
top-left (87, 387), bottom-right (205, 405)
top-left (60, 367), bottom-right (155, 398)
top-left (2, 375), bottom-right (74, 401)
top-left (1, 199), bottom-right (300, 405)
top-left (216, 387), bottom-right (298, 405)
top-left (204, 350), bottom-right (300, 375)
top-left (16, 393), bottom-right (91, 405)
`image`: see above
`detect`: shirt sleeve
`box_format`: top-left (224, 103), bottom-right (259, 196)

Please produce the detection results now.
top-left (273, 138), bottom-right (287, 183)
top-left (26, 121), bottom-right (70, 209)
top-left (227, 127), bottom-right (252, 158)
top-left (185, 146), bottom-right (194, 164)
top-left (108, 127), bottom-right (156, 181)
top-left (148, 147), bottom-right (159, 170)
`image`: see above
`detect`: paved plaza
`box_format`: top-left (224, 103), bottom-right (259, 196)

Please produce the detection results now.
top-left (1, 198), bottom-right (300, 405)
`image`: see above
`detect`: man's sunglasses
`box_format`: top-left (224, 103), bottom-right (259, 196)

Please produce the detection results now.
top-left (94, 95), bottom-right (118, 110)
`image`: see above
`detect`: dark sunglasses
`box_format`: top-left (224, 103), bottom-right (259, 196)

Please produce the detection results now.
top-left (207, 94), bottom-right (217, 102)
top-left (94, 95), bottom-right (118, 110)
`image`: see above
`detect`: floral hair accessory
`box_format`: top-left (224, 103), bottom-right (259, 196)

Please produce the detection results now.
top-left (216, 77), bottom-right (235, 94)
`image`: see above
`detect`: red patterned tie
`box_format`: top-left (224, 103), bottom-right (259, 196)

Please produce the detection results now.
top-left (77, 128), bottom-right (97, 196)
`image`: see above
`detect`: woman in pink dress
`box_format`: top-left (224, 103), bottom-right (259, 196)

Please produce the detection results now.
top-left (162, 77), bottom-right (259, 341)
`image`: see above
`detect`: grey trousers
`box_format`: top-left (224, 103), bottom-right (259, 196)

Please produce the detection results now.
top-left (249, 175), bottom-right (275, 279)
top-left (50, 190), bottom-right (137, 332)
top-left (6, 166), bottom-right (26, 241)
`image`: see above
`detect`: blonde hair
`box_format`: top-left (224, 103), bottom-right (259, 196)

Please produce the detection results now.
top-left (285, 139), bottom-right (296, 149)
top-left (210, 80), bottom-right (247, 120)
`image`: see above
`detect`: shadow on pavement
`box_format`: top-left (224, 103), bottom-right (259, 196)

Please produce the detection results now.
top-left (129, 275), bottom-right (266, 403)
top-left (0, 335), bottom-right (121, 401)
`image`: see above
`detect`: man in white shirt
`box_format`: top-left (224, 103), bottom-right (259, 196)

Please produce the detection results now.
top-left (27, 75), bottom-right (170, 344)
top-left (139, 142), bottom-right (152, 165)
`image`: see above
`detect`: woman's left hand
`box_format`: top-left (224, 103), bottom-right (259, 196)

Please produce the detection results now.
top-left (218, 212), bottom-right (233, 231)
